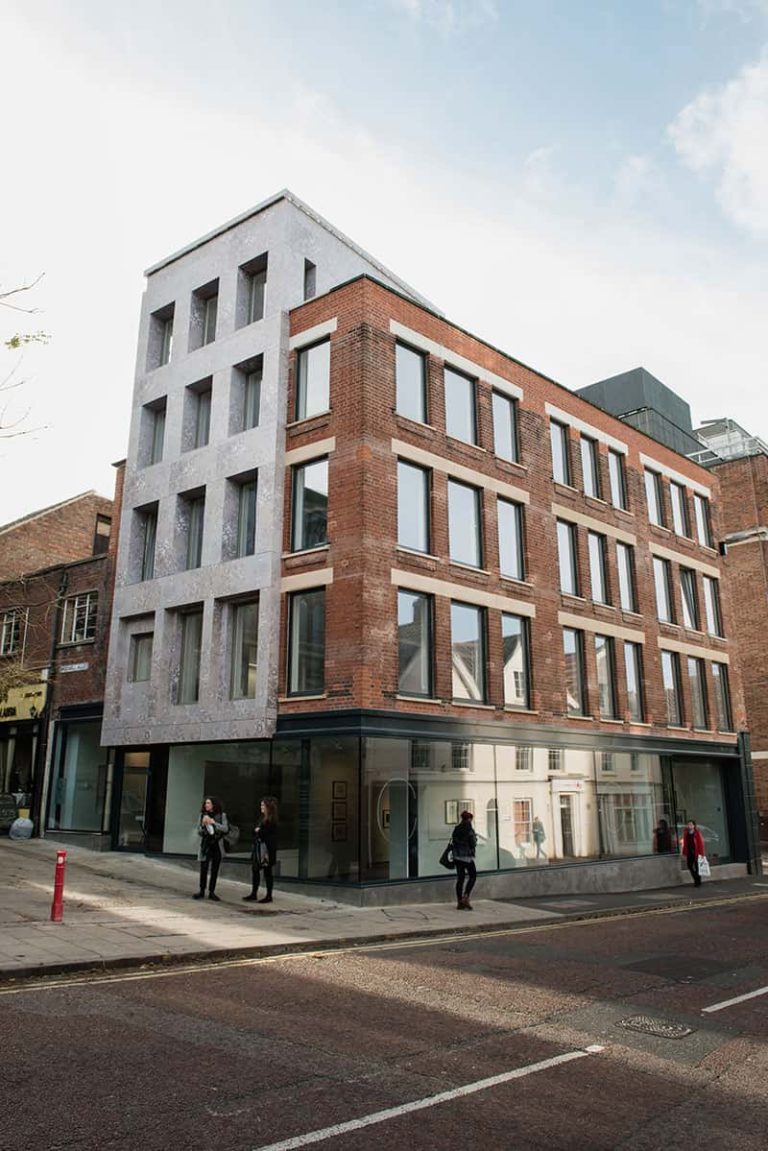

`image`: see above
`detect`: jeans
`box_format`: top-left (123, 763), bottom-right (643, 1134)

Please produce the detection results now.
top-left (199, 853), bottom-right (221, 894)
top-left (455, 860), bottom-right (477, 902)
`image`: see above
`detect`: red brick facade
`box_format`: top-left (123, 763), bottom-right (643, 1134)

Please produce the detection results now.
top-left (0, 492), bottom-right (113, 582)
top-left (279, 277), bottom-right (745, 745)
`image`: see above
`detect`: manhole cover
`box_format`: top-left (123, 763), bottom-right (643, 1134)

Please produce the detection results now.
top-left (620, 1015), bottom-right (694, 1039)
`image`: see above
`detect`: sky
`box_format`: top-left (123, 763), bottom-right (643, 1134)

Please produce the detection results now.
top-left (1, 0), bottom-right (767, 524)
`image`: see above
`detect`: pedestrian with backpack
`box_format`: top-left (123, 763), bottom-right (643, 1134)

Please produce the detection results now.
top-left (243, 796), bottom-right (278, 904)
top-left (451, 809), bottom-right (477, 910)
top-left (194, 796), bottom-right (229, 902)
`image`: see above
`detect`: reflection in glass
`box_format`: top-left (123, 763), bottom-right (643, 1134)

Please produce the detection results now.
top-left (292, 458), bottom-right (328, 551)
top-left (492, 392), bottom-right (518, 462)
top-left (502, 614), bottom-right (529, 709)
top-left (296, 339), bottom-right (330, 420)
top-left (288, 589), bottom-right (325, 695)
top-left (563, 627), bottom-right (585, 715)
top-left (451, 602), bottom-right (486, 701)
top-left (444, 367), bottom-right (476, 444)
top-left (398, 590), bottom-right (432, 697)
top-left (395, 343), bottom-right (427, 423)
top-left (448, 480), bottom-right (482, 567)
top-left (397, 461), bottom-right (429, 552)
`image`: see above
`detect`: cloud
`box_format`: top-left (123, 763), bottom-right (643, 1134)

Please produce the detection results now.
top-left (385, 0), bottom-right (498, 34)
top-left (669, 49), bottom-right (768, 237)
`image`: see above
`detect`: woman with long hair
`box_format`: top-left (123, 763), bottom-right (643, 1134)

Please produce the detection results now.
top-left (451, 809), bottom-right (477, 910)
top-left (194, 796), bottom-right (229, 901)
top-left (243, 796), bottom-right (278, 904)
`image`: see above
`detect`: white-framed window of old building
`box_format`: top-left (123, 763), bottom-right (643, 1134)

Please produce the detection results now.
top-left (0, 608), bottom-right (25, 656)
top-left (60, 592), bottom-right (98, 645)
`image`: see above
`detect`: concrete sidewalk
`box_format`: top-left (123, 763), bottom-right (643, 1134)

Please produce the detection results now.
top-left (1, 837), bottom-right (766, 982)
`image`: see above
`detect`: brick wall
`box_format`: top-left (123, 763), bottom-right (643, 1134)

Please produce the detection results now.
top-left (278, 276), bottom-right (745, 749)
top-left (0, 492), bottom-right (113, 581)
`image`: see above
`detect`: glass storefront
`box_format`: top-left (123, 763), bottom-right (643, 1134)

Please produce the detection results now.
top-left (47, 720), bottom-right (108, 832)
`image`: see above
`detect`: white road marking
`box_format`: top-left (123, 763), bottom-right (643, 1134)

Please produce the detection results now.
top-left (252, 1047), bottom-right (605, 1151)
top-left (702, 985), bottom-right (768, 1013)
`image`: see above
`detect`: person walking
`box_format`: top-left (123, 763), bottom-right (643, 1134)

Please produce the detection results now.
top-left (681, 819), bottom-right (705, 886)
top-left (654, 818), bottom-right (672, 853)
top-left (532, 816), bottom-right (546, 860)
top-left (242, 796), bottom-right (278, 904)
top-left (194, 796), bottom-right (229, 901)
top-left (451, 809), bottom-right (477, 910)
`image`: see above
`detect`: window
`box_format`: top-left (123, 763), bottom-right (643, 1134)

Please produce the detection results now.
top-left (661, 650), bottom-right (683, 725)
top-left (148, 303), bottom-right (174, 369)
top-left (624, 642), bottom-right (644, 722)
top-left (448, 480), bottom-right (482, 567)
top-left (236, 478), bottom-right (257, 558)
top-left (694, 494), bottom-right (713, 548)
top-left (608, 450), bottom-right (627, 510)
top-left (230, 600), bottom-right (259, 700)
top-left (144, 400), bottom-right (166, 466)
top-left (288, 588), bottom-right (325, 695)
top-left (237, 253), bottom-right (267, 327)
top-left (398, 590), bottom-right (433, 697)
top-left (296, 339), bottom-right (331, 420)
top-left (563, 627), bottom-right (586, 715)
top-left (397, 461), bottom-right (430, 552)
top-left (492, 391), bottom-right (518, 462)
top-left (192, 383), bottom-right (211, 450)
top-left (190, 280), bottom-right (219, 349)
top-left (450, 602), bottom-right (486, 702)
top-left (644, 470), bottom-right (665, 527)
top-left (502, 614), bottom-right (530, 709)
top-left (61, 592), bottom-right (98, 644)
top-left (703, 576), bottom-right (723, 636)
top-left (516, 748), bottom-right (533, 772)
top-left (0, 609), bottom-right (23, 656)
top-left (129, 633), bottom-right (153, 683)
top-left (588, 531), bottom-right (609, 604)
top-left (184, 492), bottom-right (205, 570)
top-left (550, 421), bottom-right (571, 485)
top-left (616, 542), bottom-right (636, 612)
top-left (304, 259), bottom-right (316, 301)
top-left (292, 458), bottom-right (328, 551)
top-left (395, 343), bottom-right (427, 424)
top-left (548, 748), bottom-right (563, 773)
top-left (712, 662), bottom-right (733, 730)
top-left (444, 366), bottom-right (477, 445)
top-left (557, 520), bottom-right (578, 595)
top-left (243, 368), bottom-right (262, 430)
top-left (452, 743), bottom-right (472, 772)
top-left (92, 514), bottom-right (111, 556)
top-left (139, 505), bottom-right (158, 581)
top-left (497, 498), bottom-right (524, 581)
top-left (231, 356), bottom-right (263, 434)
top-left (177, 608), bottom-right (203, 704)
top-left (680, 568), bottom-right (699, 630)
top-left (597, 751), bottom-right (615, 774)
top-left (688, 657), bottom-right (708, 729)
top-left (670, 482), bottom-right (689, 537)
top-left (580, 437), bottom-right (601, 499)
top-left (595, 634), bottom-right (617, 719)
top-left (652, 556), bottom-right (674, 622)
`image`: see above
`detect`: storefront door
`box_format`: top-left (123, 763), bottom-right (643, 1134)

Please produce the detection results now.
top-left (117, 754), bottom-right (150, 849)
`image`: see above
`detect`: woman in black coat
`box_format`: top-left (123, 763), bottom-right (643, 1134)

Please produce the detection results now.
top-left (451, 809), bottom-right (477, 910)
top-left (243, 796), bottom-right (278, 904)
top-left (194, 796), bottom-right (229, 901)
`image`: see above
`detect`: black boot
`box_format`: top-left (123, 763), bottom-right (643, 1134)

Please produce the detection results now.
top-left (242, 892), bottom-right (259, 901)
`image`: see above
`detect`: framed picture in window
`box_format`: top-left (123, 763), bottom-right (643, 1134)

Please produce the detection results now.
top-left (332, 781), bottom-right (347, 800)
top-left (332, 801), bottom-right (347, 821)
top-left (331, 821), bottom-right (347, 842)
top-left (445, 800), bottom-right (459, 825)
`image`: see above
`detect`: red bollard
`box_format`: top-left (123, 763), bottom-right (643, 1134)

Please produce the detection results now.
top-left (50, 849), bottom-right (67, 923)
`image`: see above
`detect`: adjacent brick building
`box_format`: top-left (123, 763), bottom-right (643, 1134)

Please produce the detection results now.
top-left (0, 491), bottom-right (113, 582)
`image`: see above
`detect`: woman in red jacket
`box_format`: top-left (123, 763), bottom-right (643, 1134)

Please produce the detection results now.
top-left (681, 820), bottom-right (705, 886)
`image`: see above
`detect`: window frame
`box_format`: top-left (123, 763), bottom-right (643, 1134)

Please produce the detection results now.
top-left (295, 338), bottom-right (331, 421)
top-left (140, 505), bottom-right (158, 582)
top-left (556, 519), bottom-right (579, 596)
top-left (580, 436), bottom-right (601, 499)
top-left (687, 656), bottom-right (709, 729)
top-left (128, 632), bottom-right (153, 683)
top-left (236, 477), bottom-right (258, 558)
top-left (670, 482), bottom-right (689, 537)
top-left (550, 420), bottom-right (571, 485)
top-left (60, 592), bottom-right (98, 646)
top-left (712, 662), bottom-right (733, 731)
top-left (680, 567), bottom-right (700, 630)
top-left (230, 599), bottom-right (260, 700)
top-left (608, 449), bottom-right (627, 510)
top-left (397, 589), bottom-right (434, 699)
top-left (594, 633), bottom-right (618, 719)
top-left (703, 575), bottom-right (723, 636)
top-left (0, 608), bottom-right (24, 656)
top-left (444, 365), bottom-right (478, 445)
top-left (652, 556), bottom-right (674, 623)
top-left (287, 587), bottom-right (326, 696)
top-left (661, 649), bottom-right (683, 726)
top-left (450, 601), bottom-right (487, 703)
top-left (447, 479), bottom-right (483, 568)
top-left (616, 541), bottom-right (637, 612)
top-left (497, 497), bottom-right (525, 581)
top-left (184, 493), bottom-right (206, 571)
top-left (563, 626), bottom-right (587, 716)
top-left (502, 613), bottom-right (530, 710)
top-left (694, 493), bottom-right (713, 548)
top-left (644, 469), bottom-right (665, 527)
top-left (395, 341), bottom-right (428, 425)
top-left (291, 457), bottom-right (329, 552)
top-left (397, 459), bottom-right (431, 553)
top-left (623, 641), bottom-right (644, 722)
top-left (491, 391), bottom-right (519, 463)
top-left (177, 608), bottom-right (203, 704)
top-left (588, 531), bottom-right (609, 604)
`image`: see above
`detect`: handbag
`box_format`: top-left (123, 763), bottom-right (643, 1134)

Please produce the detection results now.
top-left (697, 854), bottom-right (711, 878)
top-left (439, 842), bottom-right (456, 871)
top-left (256, 839), bottom-right (271, 868)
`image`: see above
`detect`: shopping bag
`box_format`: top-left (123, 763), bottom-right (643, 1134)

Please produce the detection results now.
top-left (697, 854), bottom-right (711, 878)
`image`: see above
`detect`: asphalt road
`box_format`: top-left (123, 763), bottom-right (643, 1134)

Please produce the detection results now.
top-left (3, 895), bottom-right (767, 1151)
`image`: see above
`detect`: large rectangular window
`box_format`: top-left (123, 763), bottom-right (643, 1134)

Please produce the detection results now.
top-left (502, 614), bottom-right (530, 709)
top-left (395, 343), bottom-right (427, 424)
top-left (688, 657), bottom-right (708, 729)
top-left (616, 542), bottom-right (637, 612)
top-left (448, 480), bottom-right (482, 567)
top-left (444, 366), bottom-right (477, 444)
top-left (712, 662), bottom-right (733, 730)
top-left (288, 588), bottom-right (325, 695)
top-left (670, 482), bottom-right (689, 537)
top-left (608, 450), bottom-right (627, 510)
top-left (588, 531), bottom-right (609, 604)
top-left (492, 391), bottom-right (518, 462)
top-left (140, 505), bottom-right (158, 581)
top-left (661, 649), bottom-right (683, 725)
top-left (397, 590), bottom-right (433, 698)
top-left (450, 602), bottom-right (486, 702)
top-left (193, 384), bottom-right (211, 449)
top-left (644, 469), bottom-right (665, 527)
top-left (296, 339), bottom-right (330, 420)
top-left (557, 519), bottom-right (578, 595)
top-left (653, 556), bottom-right (674, 622)
top-left (595, 634), bottom-right (617, 719)
top-left (243, 367), bottom-right (262, 431)
top-left (292, 458), bottom-right (328, 551)
top-left (694, 493), bottom-right (713, 547)
top-left (185, 493), bottom-right (205, 570)
top-left (238, 253), bottom-right (267, 327)
top-left (550, 421), bottom-right (571, 485)
top-left (148, 303), bottom-right (174, 370)
top-left (178, 608), bottom-right (203, 704)
top-left (230, 600), bottom-right (259, 700)
top-left (0, 609), bottom-right (23, 655)
top-left (146, 401), bottom-right (166, 466)
top-left (190, 280), bottom-right (219, 349)
top-left (397, 460), bottom-right (430, 552)
top-left (497, 498), bottom-right (524, 581)
top-left (703, 576), bottom-right (723, 636)
top-left (580, 437), bottom-right (601, 499)
top-left (680, 568), bottom-right (699, 630)
top-left (563, 627), bottom-right (586, 715)
top-left (129, 632), bottom-right (153, 683)
top-left (624, 642), bottom-right (644, 722)
top-left (60, 593), bottom-right (98, 645)
top-left (236, 478), bottom-right (257, 558)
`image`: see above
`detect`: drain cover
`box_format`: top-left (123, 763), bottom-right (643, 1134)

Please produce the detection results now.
top-left (620, 1015), bottom-right (694, 1039)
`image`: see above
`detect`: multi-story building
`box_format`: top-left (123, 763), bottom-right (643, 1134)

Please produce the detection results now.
top-left (0, 479), bottom-right (120, 837)
top-left (100, 193), bottom-right (758, 897)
